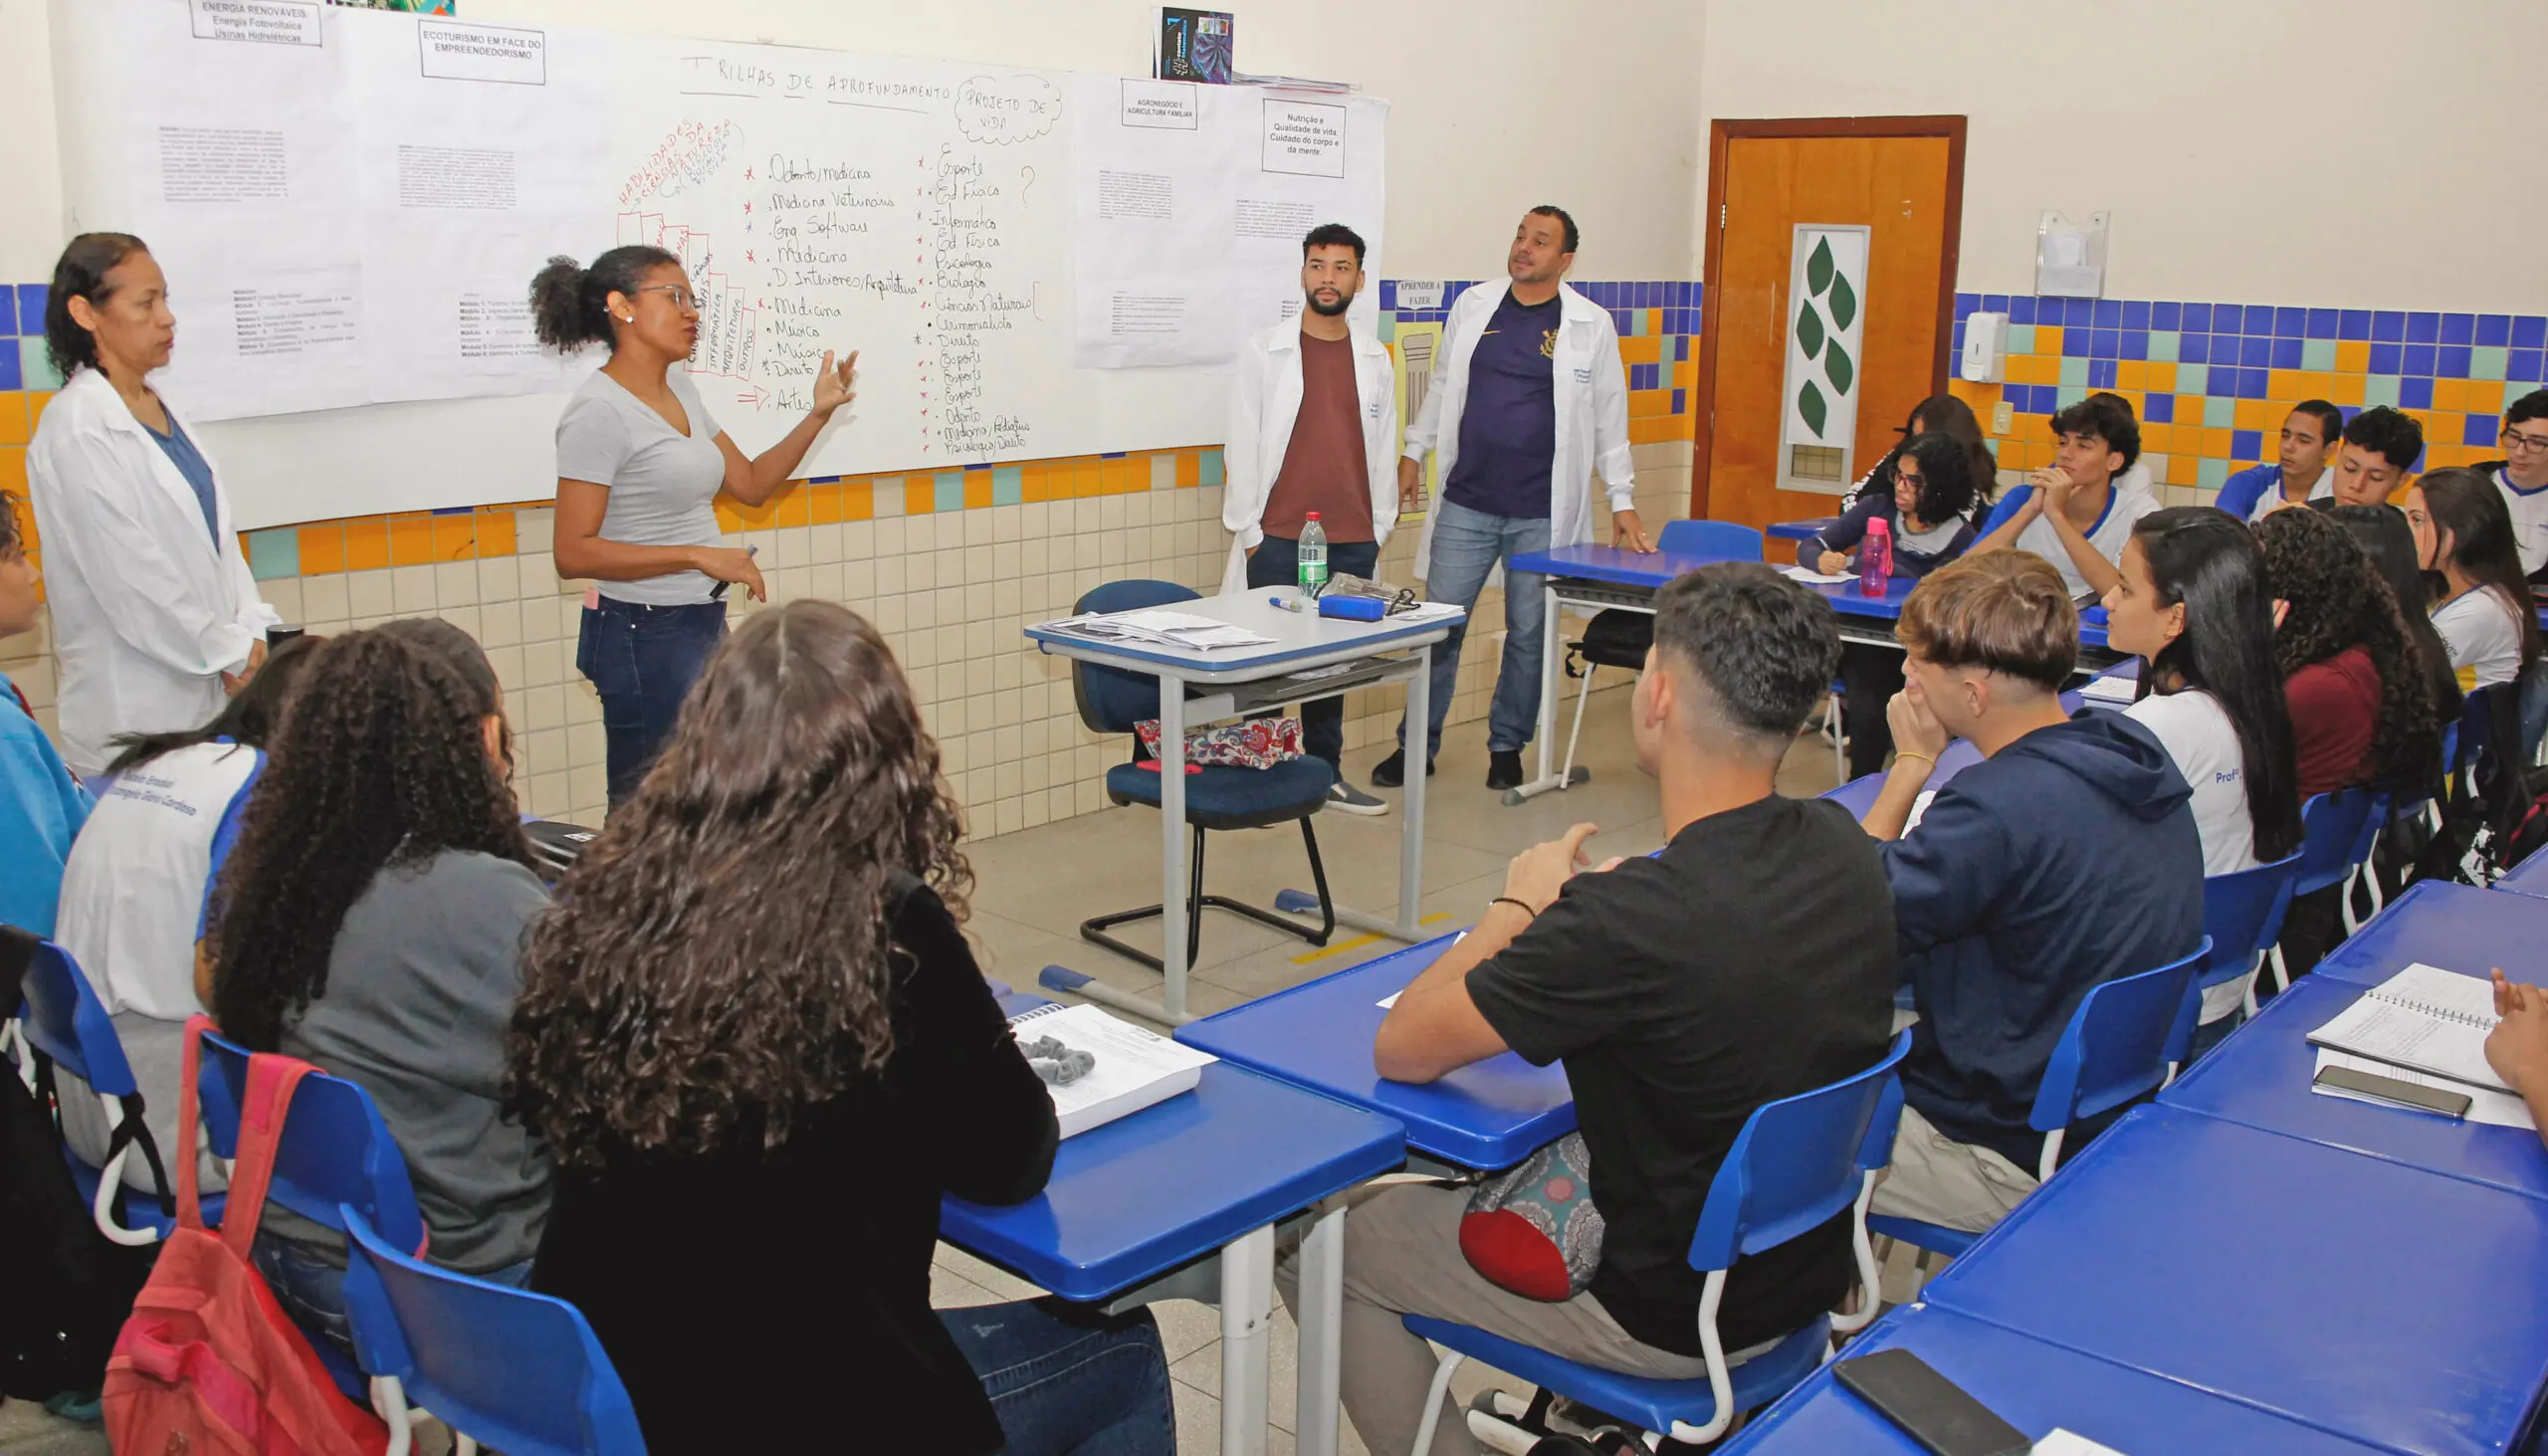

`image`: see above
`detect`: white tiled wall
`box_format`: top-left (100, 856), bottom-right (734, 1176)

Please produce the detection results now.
top-left (3, 442), bottom-right (1691, 838)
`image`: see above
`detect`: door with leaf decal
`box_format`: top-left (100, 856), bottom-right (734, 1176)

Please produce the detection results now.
top-left (1695, 128), bottom-right (1958, 532)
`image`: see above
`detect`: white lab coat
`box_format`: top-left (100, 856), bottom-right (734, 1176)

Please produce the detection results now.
top-left (1401, 280), bottom-right (1635, 581)
top-left (1218, 319), bottom-right (1401, 597)
top-left (27, 368), bottom-right (278, 775)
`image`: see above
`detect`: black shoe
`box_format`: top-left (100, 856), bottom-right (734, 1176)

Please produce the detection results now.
top-left (1487, 750), bottom-right (1526, 791)
top-left (1371, 749), bottom-right (1435, 788)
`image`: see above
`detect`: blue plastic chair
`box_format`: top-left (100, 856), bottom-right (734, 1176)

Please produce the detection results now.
top-left (1069, 579), bottom-right (1336, 973)
top-left (1405, 1031), bottom-right (1913, 1451)
top-left (2339, 791), bottom-right (2392, 936)
top-left (1869, 939), bottom-right (2211, 1262)
top-left (1560, 519), bottom-right (1771, 786)
top-left (194, 1025), bottom-right (426, 1399)
top-left (2265, 791), bottom-right (2376, 996)
top-left (12, 937), bottom-right (207, 1244)
top-left (2186, 852), bottom-right (2302, 1045)
top-left (339, 1206), bottom-right (646, 1456)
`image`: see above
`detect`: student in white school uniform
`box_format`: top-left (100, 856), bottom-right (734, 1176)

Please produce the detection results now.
top-left (2100, 509), bottom-right (2304, 1045)
top-left (1219, 223), bottom-right (1400, 814)
top-left (2406, 467), bottom-right (2540, 693)
top-left (1968, 392), bottom-right (2160, 600)
top-left (2466, 388), bottom-right (2548, 585)
top-left (50, 637), bottom-right (322, 1194)
top-left (25, 234), bottom-right (280, 777)
top-left (2212, 400), bottom-right (2342, 522)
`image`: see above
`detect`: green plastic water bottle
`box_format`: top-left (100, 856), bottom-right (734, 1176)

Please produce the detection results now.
top-left (1298, 512), bottom-right (1330, 597)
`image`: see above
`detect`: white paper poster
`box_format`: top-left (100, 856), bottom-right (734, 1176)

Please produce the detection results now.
top-left (1072, 77), bottom-right (1386, 368)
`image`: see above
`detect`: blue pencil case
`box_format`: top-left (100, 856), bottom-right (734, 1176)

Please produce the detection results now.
top-left (1318, 595), bottom-right (1387, 622)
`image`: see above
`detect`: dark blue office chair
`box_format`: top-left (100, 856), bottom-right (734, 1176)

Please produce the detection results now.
top-left (195, 1025), bottom-right (426, 1399)
top-left (1559, 520), bottom-right (1771, 787)
top-left (12, 936), bottom-right (201, 1245)
top-left (1407, 1031), bottom-right (1913, 1452)
top-left (2185, 852), bottom-right (2302, 1049)
top-left (1870, 939), bottom-right (2211, 1263)
top-left (340, 1206), bottom-right (647, 1456)
top-left (1070, 579), bottom-right (1336, 973)
top-left (2266, 790), bottom-right (2376, 995)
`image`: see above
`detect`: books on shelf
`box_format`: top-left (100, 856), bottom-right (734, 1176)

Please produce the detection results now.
top-left (1010, 1002), bottom-right (1216, 1139)
top-left (2305, 962), bottom-right (2508, 1093)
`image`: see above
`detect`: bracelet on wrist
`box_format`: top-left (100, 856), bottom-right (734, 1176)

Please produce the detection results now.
top-left (1489, 896), bottom-right (1536, 918)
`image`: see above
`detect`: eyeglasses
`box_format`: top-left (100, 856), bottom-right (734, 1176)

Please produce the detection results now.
top-left (2503, 427), bottom-right (2548, 455)
top-left (632, 284), bottom-right (697, 312)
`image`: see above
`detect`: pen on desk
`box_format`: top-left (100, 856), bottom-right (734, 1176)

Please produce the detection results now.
top-left (1269, 594), bottom-right (1307, 613)
top-left (711, 543), bottom-right (758, 600)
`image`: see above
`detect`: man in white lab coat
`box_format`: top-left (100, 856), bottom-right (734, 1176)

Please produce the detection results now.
top-left (1221, 223), bottom-right (1400, 815)
top-left (1376, 207), bottom-right (1650, 793)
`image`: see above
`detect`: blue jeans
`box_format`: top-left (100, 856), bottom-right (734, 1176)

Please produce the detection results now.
top-left (937, 1300), bottom-right (1175, 1456)
top-left (1398, 500), bottom-right (1553, 759)
top-left (253, 1232), bottom-right (532, 1367)
top-left (576, 596), bottom-right (729, 806)
top-left (1246, 534), bottom-right (1380, 768)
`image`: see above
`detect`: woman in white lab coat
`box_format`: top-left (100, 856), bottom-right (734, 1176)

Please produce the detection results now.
top-left (27, 233), bottom-right (277, 776)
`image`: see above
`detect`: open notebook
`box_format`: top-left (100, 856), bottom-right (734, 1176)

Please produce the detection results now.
top-left (2305, 963), bottom-right (2508, 1094)
top-left (1009, 1002), bottom-right (1216, 1139)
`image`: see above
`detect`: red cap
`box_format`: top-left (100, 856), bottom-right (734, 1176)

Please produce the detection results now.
top-left (1306, 511), bottom-right (1321, 520)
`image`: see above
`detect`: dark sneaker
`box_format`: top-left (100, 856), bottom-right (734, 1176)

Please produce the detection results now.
top-left (1487, 750), bottom-right (1526, 790)
top-left (1370, 749), bottom-right (1435, 788)
top-left (1325, 780), bottom-right (1389, 816)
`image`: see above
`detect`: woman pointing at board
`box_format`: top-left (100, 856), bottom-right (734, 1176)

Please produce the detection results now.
top-left (531, 245), bottom-right (857, 806)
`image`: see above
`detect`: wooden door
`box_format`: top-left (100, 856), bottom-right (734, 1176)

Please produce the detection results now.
top-left (1694, 121), bottom-right (1963, 532)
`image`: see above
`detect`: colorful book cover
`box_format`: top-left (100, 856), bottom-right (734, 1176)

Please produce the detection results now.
top-left (325, 1), bottom-right (459, 12)
top-left (1156, 8), bottom-right (1234, 85)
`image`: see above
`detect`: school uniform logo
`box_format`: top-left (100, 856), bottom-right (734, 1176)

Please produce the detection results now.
top-left (1539, 329), bottom-right (1559, 359)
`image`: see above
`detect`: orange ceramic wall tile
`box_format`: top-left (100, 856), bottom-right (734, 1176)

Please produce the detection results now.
top-left (475, 509), bottom-right (516, 557)
top-left (964, 473), bottom-right (994, 509)
top-left (2145, 363), bottom-right (2177, 393)
top-left (2335, 340), bottom-right (2371, 373)
top-left (2332, 374), bottom-right (2367, 405)
top-left (430, 514), bottom-right (476, 560)
top-left (841, 479), bottom-right (875, 520)
top-left (2234, 398), bottom-right (2272, 430)
top-left (389, 515), bottom-right (435, 566)
top-left (1175, 452), bottom-right (1200, 489)
top-left (905, 478), bottom-right (936, 515)
top-left (297, 524), bottom-right (345, 575)
top-left (0, 396), bottom-right (26, 448)
top-left (344, 519), bottom-right (390, 570)
top-left (774, 484), bottom-right (813, 527)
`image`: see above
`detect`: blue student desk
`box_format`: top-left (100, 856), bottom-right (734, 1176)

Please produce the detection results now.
top-left (2308, 878), bottom-right (2548, 990)
top-left (2493, 844), bottom-right (2548, 901)
top-left (940, 1053), bottom-right (1404, 1456)
top-left (1766, 517), bottom-right (1840, 544)
top-left (1720, 1304), bottom-right (2394, 1455)
top-left (1504, 541), bottom-right (2114, 804)
top-left (1918, 1106), bottom-right (2548, 1456)
top-left (2158, 974), bottom-right (2548, 1202)
top-left (1174, 934), bottom-right (1576, 1170)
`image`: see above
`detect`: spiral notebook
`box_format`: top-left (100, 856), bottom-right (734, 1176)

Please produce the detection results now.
top-left (2305, 963), bottom-right (2508, 1094)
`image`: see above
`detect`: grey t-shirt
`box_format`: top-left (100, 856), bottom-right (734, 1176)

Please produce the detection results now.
top-left (555, 369), bottom-right (727, 606)
top-left (270, 848), bottom-right (552, 1274)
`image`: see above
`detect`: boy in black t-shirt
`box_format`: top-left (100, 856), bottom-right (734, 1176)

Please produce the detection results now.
top-left (1276, 563), bottom-right (1897, 1456)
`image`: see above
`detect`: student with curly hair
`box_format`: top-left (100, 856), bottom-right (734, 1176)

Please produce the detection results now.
top-left (199, 621), bottom-right (551, 1359)
top-left (510, 599), bottom-right (1171, 1455)
top-left (2252, 507), bottom-right (2444, 801)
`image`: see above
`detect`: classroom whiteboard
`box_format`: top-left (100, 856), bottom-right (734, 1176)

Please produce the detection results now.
top-left (53, 1), bottom-right (1387, 529)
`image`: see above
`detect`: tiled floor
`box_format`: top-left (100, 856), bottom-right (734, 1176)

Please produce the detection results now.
top-left (0, 685), bottom-right (1850, 1455)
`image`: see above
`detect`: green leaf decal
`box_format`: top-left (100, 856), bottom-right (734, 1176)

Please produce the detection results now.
top-left (1806, 236), bottom-right (1834, 297)
top-left (1797, 302), bottom-right (1824, 358)
top-left (1826, 340), bottom-right (1854, 396)
top-left (1829, 271), bottom-right (1857, 330)
top-left (1800, 380), bottom-right (1827, 437)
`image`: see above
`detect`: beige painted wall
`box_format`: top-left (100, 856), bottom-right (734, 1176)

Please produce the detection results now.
top-left (1696, 0), bottom-right (2543, 308)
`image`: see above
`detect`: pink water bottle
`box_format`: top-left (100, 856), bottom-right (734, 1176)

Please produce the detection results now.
top-left (1860, 517), bottom-right (1892, 596)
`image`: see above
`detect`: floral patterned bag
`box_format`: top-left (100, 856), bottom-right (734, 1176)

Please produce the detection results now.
top-left (1459, 1131), bottom-right (1605, 1302)
top-left (1133, 717), bottom-right (1304, 770)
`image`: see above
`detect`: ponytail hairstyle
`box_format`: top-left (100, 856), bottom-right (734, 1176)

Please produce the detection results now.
top-left (529, 245), bottom-right (679, 353)
top-left (44, 232), bottom-right (151, 379)
top-left (2129, 509), bottom-right (2304, 862)
top-left (2419, 466), bottom-right (2543, 677)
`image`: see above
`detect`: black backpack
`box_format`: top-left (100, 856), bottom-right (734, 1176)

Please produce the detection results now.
top-left (2415, 686), bottom-right (2547, 888)
top-left (0, 926), bottom-right (160, 1400)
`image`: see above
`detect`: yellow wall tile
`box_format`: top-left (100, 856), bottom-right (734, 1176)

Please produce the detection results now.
top-left (1175, 452), bottom-right (1200, 490)
top-left (714, 500), bottom-right (745, 533)
top-left (2200, 427), bottom-right (2233, 459)
top-left (2116, 361), bottom-right (2147, 390)
top-left (2466, 381), bottom-right (2505, 416)
top-left (964, 472), bottom-right (994, 509)
top-left (389, 515), bottom-right (435, 566)
top-left (2435, 379), bottom-right (2469, 412)
top-left (773, 484), bottom-right (813, 527)
top-left (906, 478), bottom-right (936, 515)
top-left (2176, 394), bottom-right (2206, 423)
top-left (2233, 398), bottom-right (2272, 431)
top-left (2266, 370), bottom-right (2305, 401)
top-left (431, 514), bottom-right (476, 560)
top-left (2033, 326), bottom-right (2062, 357)
top-left (2167, 453), bottom-right (2201, 487)
top-left (2144, 362), bottom-right (2177, 393)
top-left (0, 395), bottom-right (26, 448)
top-left (2331, 373), bottom-right (2367, 406)
top-left (808, 481), bottom-right (843, 524)
top-left (298, 523), bottom-right (345, 574)
top-left (344, 519), bottom-right (390, 570)
top-left (0, 447), bottom-right (25, 498)
top-left (2335, 340), bottom-right (2371, 373)
top-left (1618, 335), bottom-right (1662, 364)
top-left (2141, 422), bottom-right (2173, 451)
top-left (475, 509), bottom-right (516, 557)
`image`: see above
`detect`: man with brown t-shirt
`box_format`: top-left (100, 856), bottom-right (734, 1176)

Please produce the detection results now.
top-left (1221, 223), bottom-right (1401, 813)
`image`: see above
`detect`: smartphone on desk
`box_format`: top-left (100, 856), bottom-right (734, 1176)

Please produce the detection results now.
top-left (1833, 1349), bottom-right (2031, 1456)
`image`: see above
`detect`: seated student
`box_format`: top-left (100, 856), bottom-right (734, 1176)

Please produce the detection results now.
top-left (0, 491), bottom-right (90, 937)
top-left (1841, 393), bottom-right (2001, 511)
top-left (513, 600), bottom-right (1172, 1456)
top-left (1293, 564), bottom-right (1893, 1456)
top-left (2406, 467), bottom-right (2540, 694)
top-left (2466, 387), bottom-right (2548, 584)
top-left (200, 621), bottom-right (551, 1359)
top-left (2329, 504), bottom-right (2463, 728)
top-left (2100, 510), bottom-right (2303, 1038)
top-left (2215, 400), bottom-right (2343, 521)
top-left (2484, 970), bottom-right (2548, 1152)
top-left (1969, 392), bottom-right (2160, 600)
top-left (52, 635), bottom-right (321, 1194)
top-left (1861, 551), bottom-right (2203, 1232)
top-left (1805, 433), bottom-right (1985, 779)
top-left (2312, 405), bottom-right (2424, 511)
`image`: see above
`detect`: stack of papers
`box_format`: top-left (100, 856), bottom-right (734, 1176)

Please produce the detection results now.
top-left (1009, 1002), bottom-right (1217, 1138)
top-left (1780, 565), bottom-right (1856, 585)
top-left (1048, 609), bottom-right (1275, 651)
top-left (2080, 674), bottom-right (2140, 706)
top-left (1388, 601), bottom-right (1465, 624)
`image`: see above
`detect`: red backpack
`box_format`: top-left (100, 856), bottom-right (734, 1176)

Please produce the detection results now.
top-left (102, 1017), bottom-right (388, 1456)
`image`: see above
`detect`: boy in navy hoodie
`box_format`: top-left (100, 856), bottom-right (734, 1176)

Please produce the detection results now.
top-left (1860, 550), bottom-right (2202, 1232)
